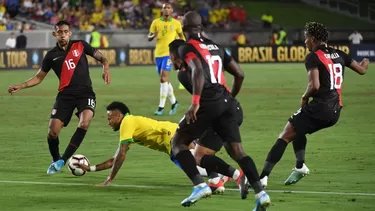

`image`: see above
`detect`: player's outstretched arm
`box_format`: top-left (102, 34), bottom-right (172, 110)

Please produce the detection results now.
top-left (225, 60), bottom-right (244, 98)
top-left (98, 142), bottom-right (130, 186)
top-left (301, 67), bottom-right (320, 107)
top-left (8, 69), bottom-right (48, 94)
top-left (92, 50), bottom-right (111, 85)
top-left (76, 157), bottom-right (115, 172)
top-left (350, 58), bottom-right (370, 75)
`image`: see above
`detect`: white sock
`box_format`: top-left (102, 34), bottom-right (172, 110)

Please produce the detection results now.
top-left (232, 169), bottom-right (241, 180)
top-left (167, 82), bottom-right (176, 104)
top-left (189, 149), bottom-right (208, 177)
top-left (196, 165), bottom-right (208, 177)
top-left (159, 82), bottom-right (168, 108)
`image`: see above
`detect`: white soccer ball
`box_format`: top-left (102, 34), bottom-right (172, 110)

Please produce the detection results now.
top-left (67, 154), bottom-right (90, 176)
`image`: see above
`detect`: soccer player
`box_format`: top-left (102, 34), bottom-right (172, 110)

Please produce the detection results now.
top-left (169, 11), bottom-right (271, 210)
top-left (170, 39), bottom-right (247, 197)
top-left (7, 20), bottom-right (111, 174)
top-left (148, 3), bottom-right (185, 116)
top-left (259, 21), bottom-right (370, 188)
top-left (74, 101), bottom-right (240, 187)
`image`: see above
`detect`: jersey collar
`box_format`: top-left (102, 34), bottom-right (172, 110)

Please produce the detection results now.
top-left (160, 16), bottom-right (172, 22)
top-left (56, 40), bottom-right (72, 52)
top-left (312, 44), bottom-right (328, 52)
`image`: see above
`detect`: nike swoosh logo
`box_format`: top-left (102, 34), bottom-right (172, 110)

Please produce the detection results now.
top-left (53, 56), bottom-right (63, 61)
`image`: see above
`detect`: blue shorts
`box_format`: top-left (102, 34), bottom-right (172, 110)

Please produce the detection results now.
top-left (155, 56), bottom-right (172, 75)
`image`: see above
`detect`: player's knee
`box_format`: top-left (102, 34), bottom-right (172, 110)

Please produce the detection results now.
top-left (78, 121), bottom-right (90, 130)
top-left (160, 75), bottom-right (168, 83)
top-left (48, 130), bottom-right (59, 139)
top-left (227, 143), bottom-right (247, 161)
top-left (278, 122), bottom-right (296, 143)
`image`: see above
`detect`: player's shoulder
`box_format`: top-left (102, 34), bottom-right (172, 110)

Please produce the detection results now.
top-left (151, 18), bottom-right (160, 24)
top-left (71, 39), bottom-right (89, 45)
top-left (171, 18), bottom-right (181, 24)
top-left (328, 46), bottom-right (348, 57)
top-left (44, 47), bottom-right (59, 59)
top-left (305, 51), bottom-right (319, 63)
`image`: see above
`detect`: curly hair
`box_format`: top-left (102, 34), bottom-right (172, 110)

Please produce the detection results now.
top-left (304, 21), bottom-right (328, 42)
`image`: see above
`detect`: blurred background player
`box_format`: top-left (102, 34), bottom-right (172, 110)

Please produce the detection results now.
top-left (259, 21), bottom-right (370, 188)
top-left (75, 101), bottom-right (242, 187)
top-left (7, 20), bottom-right (111, 174)
top-left (169, 12), bottom-right (271, 210)
top-left (148, 3), bottom-right (185, 116)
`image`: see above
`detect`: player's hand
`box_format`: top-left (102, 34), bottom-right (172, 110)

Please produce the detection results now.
top-left (300, 96), bottom-right (309, 108)
top-left (102, 70), bottom-right (111, 85)
top-left (360, 58), bottom-right (370, 69)
top-left (8, 84), bottom-right (22, 94)
top-left (74, 163), bottom-right (90, 172)
top-left (185, 104), bottom-right (200, 124)
top-left (96, 179), bottom-right (112, 187)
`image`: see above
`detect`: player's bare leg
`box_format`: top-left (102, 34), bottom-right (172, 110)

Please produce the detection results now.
top-left (46, 118), bottom-right (64, 174)
top-left (155, 70), bottom-right (179, 115)
top-left (49, 109), bottom-right (94, 174)
top-left (171, 132), bottom-right (211, 207)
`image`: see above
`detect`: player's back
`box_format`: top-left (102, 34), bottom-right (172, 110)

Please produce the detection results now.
top-left (122, 115), bottom-right (178, 153)
top-left (306, 45), bottom-right (352, 108)
top-left (178, 35), bottom-right (231, 102)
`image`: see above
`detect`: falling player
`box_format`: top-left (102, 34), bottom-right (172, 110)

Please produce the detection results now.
top-left (75, 101), bottom-right (240, 187)
top-left (259, 21), bottom-right (369, 187)
top-left (7, 20), bottom-right (111, 174)
top-left (169, 11), bottom-right (271, 211)
top-left (148, 3), bottom-right (185, 115)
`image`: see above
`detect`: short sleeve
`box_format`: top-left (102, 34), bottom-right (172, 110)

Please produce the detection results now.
top-left (119, 117), bottom-right (135, 145)
top-left (81, 40), bottom-right (97, 57)
top-left (149, 20), bottom-right (156, 35)
top-left (338, 50), bottom-right (353, 67)
top-left (41, 52), bottom-right (52, 72)
top-left (178, 43), bottom-right (198, 64)
top-left (305, 53), bottom-right (320, 71)
top-left (223, 48), bottom-right (233, 69)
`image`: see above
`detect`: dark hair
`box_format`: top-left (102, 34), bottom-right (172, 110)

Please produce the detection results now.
top-left (106, 101), bottom-right (130, 115)
top-left (54, 20), bottom-right (70, 30)
top-left (169, 39), bottom-right (185, 58)
top-left (304, 21), bottom-right (328, 42)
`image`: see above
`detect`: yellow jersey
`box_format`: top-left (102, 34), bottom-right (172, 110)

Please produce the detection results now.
top-left (149, 17), bottom-right (184, 57)
top-left (119, 114), bottom-right (178, 154)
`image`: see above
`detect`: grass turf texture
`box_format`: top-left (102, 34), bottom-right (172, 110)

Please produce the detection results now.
top-left (0, 64), bottom-right (374, 210)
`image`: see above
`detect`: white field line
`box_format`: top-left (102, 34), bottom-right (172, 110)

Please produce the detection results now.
top-left (0, 180), bottom-right (374, 196)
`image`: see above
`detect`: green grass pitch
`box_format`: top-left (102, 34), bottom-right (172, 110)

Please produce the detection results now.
top-left (0, 63), bottom-right (374, 211)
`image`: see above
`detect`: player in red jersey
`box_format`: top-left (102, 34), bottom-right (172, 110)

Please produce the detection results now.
top-left (170, 39), bottom-right (246, 197)
top-left (168, 11), bottom-right (271, 211)
top-left (259, 21), bottom-right (370, 187)
top-left (8, 20), bottom-right (111, 174)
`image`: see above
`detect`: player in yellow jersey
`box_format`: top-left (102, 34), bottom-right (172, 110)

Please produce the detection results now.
top-left (148, 3), bottom-right (185, 116)
top-left (75, 101), bottom-right (234, 187)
